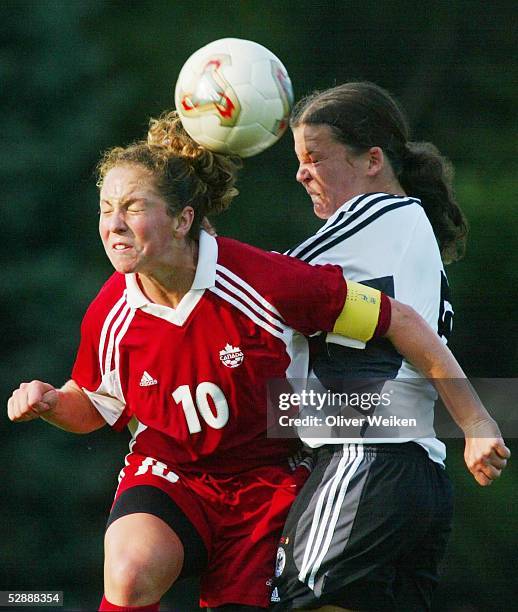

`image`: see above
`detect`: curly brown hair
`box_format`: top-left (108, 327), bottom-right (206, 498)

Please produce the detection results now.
top-left (97, 111), bottom-right (241, 239)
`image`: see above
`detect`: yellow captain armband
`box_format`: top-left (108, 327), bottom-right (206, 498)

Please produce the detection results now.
top-left (333, 281), bottom-right (382, 343)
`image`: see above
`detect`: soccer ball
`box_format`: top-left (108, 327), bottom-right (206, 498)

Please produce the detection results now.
top-left (175, 38), bottom-right (294, 158)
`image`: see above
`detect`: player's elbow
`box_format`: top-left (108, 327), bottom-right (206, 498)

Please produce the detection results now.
top-left (70, 414), bottom-right (106, 434)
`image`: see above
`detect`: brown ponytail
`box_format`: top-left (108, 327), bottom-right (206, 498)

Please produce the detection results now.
top-left (400, 142), bottom-right (467, 263)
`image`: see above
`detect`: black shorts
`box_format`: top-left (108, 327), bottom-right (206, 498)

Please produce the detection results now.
top-left (271, 442), bottom-right (454, 611)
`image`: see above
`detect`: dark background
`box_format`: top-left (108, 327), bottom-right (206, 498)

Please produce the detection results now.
top-left (1, 1), bottom-right (517, 610)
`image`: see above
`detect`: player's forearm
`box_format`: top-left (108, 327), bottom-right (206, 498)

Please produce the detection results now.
top-left (41, 380), bottom-right (106, 434)
top-left (385, 299), bottom-right (500, 435)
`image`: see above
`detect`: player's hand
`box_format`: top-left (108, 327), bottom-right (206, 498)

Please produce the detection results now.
top-left (7, 380), bottom-right (59, 423)
top-left (463, 420), bottom-right (511, 486)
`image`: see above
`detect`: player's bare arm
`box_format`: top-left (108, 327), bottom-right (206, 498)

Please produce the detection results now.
top-left (385, 298), bottom-right (510, 485)
top-left (8, 379), bottom-right (105, 433)
top-left (327, 279), bottom-right (509, 485)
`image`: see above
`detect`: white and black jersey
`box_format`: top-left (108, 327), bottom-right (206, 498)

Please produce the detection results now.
top-left (288, 193), bottom-right (453, 465)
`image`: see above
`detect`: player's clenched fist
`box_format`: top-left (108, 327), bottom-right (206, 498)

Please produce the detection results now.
top-left (464, 435), bottom-right (511, 487)
top-left (7, 380), bottom-right (59, 422)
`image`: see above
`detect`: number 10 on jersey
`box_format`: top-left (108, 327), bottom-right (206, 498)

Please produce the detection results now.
top-left (172, 383), bottom-right (229, 434)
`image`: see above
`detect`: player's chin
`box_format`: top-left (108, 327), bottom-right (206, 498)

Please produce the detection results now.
top-left (107, 256), bottom-right (138, 275)
top-left (312, 199), bottom-right (332, 220)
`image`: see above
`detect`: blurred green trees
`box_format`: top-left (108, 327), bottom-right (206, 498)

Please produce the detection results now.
top-left (1, 1), bottom-right (516, 610)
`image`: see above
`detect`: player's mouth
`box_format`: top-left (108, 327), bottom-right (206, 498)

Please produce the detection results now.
top-left (303, 183), bottom-right (319, 197)
top-left (112, 243), bottom-right (133, 251)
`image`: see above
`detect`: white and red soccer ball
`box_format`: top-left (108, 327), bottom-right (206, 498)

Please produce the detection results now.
top-left (175, 38), bottom-right (293, 157)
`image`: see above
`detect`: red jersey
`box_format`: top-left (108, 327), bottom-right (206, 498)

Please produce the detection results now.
top-left (72, 232), bottom-right (353, 473)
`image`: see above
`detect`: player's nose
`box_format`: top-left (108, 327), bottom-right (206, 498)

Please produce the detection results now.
top-left (109, 210), bottom-right (128, 232)
top-left (296, 163), bottom-right (310, 183)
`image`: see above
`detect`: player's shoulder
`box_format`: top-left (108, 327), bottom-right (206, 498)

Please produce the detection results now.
top-left (326, 192), bottom-right (425, 236)
top-left (214, 236), bottom-right (345, 331)
top-left (347, 192), bottom-right (429, 234)
top-left (346, 192), bottom-right (421, 213)
top-left (216, 236), bottom-right (287, 274)
top-left (81, 272), bottom-right (126, 326)
top-left (215, 235), bottom-right (333, 299)
top-left (90, 271), bottom-right (126, 304)
top-left (287, 193), bottom-right (425, 262)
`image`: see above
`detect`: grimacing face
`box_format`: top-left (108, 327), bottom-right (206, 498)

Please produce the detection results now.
top-left (99, 164), bottom-right (178, 276)
top-left (293, 123), bottom-right (372, 219)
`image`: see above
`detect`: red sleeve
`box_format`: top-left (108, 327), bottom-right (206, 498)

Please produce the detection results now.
top-left (271, 257), bottom-right (349, 335)
top-left (71, 273), bottom-right (126, 388)
top-left (70, 274), bottom-right (132, 429)
top-left (217, 237), bottom-right (391, 338)
top-left (273, 256), bottom-right (391, 338)
top-left (71, 310), bottom-right (102, 391)
top-left (375, 293), bottom-right (391, 338)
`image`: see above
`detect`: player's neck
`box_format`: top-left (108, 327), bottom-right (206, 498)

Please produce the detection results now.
top-left (370, 172), bottom-right (406, 198)
top-left (138, 272), bottom-right (194, 308)
top-left (137, 243), bottom-right (199, 309)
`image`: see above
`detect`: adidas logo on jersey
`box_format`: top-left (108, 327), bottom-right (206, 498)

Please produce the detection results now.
top-left (139, 371), bottom-right (158, 387)
top-left (219, 343), bottom-right (244, 368)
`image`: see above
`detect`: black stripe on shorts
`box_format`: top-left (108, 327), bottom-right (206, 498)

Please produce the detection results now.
top-left (106, 485), bottom-right (208, 579)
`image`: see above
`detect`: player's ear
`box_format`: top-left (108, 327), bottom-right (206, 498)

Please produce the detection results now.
top-left (366, 146), bottom-right (384, 176)
top-left (173, 206), bottom-right (195, 238)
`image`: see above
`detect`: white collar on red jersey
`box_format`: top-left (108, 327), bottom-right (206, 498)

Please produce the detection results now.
top-left (123, 230), bottom-right (218, 323)
top-left (192, 229), bottom-right (218, 290)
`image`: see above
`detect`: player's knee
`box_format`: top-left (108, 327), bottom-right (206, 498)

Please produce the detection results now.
top-left (105, 553), bottom-right (160, 606)
top-left (104, 512), bottom-right (185, 605)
